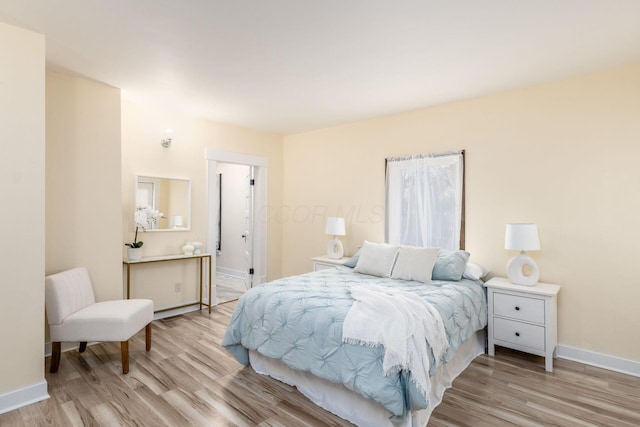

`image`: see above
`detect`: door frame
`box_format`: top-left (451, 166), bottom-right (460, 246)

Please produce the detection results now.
top-left (205, 149), bottom-right (268, 306)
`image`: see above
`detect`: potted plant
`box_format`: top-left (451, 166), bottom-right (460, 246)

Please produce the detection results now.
top-left (125, 206), bottom-right (162, 260)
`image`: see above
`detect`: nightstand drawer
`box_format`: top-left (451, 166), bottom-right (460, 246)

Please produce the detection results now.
top-left (494, 292), bottom-right (544, 324)
top-left (494, 317), bottom-right (545, 351)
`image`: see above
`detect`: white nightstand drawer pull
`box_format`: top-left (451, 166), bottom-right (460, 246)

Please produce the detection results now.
top-left (494, 293), bottom-right (545, 324)
top-left (494, 318), bottom-right (545, 351)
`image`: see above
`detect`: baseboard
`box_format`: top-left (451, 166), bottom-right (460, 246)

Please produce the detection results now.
top-left (556, 344), bottom-right (640, 378)
top-left (0, 381), bottom-right (49, 415)
top-left (153, 304), bottom-right (203, 320)
top-left (216, 267), bottom-right (246, 279)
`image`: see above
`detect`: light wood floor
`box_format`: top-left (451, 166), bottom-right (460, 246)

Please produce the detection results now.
top-left (216, 274), bottom-right (248, 304)
top-left (2, 301), bottom-right (639, 426)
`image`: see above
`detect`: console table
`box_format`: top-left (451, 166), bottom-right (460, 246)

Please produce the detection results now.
top-left (123, 253), bottom-right (213, 314)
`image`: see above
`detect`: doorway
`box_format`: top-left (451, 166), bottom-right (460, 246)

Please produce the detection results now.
top-left (206, 150), bottom-right (268, 306)
top-left (215, 162), bottom-right (253, 303)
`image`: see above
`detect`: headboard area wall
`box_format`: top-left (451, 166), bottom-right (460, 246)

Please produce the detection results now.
top-left (281, 62), bottom-right (640, 365)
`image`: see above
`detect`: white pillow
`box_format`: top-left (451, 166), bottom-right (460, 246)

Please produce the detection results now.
top-left (391, 246), bottom-right (440, 283)
top-left (462, 262), bottom-right (490, 281)
top-left (354, 241), bottom-right (400, 278)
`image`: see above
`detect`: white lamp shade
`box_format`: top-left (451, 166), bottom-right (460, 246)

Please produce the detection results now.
top-left (505, 223), bottom-right (540, 251)
top-left (325, 217), bottom-right (346, 236)
top-left (172, 215), bottom-right (184, 228)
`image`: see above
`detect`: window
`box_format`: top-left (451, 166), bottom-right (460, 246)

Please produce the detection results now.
top-left (385, 150), bottom-right (465, 250)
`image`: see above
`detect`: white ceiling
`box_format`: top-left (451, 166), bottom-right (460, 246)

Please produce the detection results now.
top-left (1, 0), bottom-right (640, 134)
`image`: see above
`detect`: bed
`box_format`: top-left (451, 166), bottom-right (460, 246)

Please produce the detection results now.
top-left (222, 248), bottom-right (487, 427)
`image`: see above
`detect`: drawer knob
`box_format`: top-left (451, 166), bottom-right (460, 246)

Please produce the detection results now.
top-left (515, 306), bottom-right (520, 311)
top-left (515, 332), bottom-right (520, 337)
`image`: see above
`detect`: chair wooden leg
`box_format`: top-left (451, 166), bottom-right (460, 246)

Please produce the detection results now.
top-left (121, 341), bottom-right (129, 374)
top-left (79, 342), bottom-right (87, 353)
top-left (145, 323), bottom-right (152, 351)
top-left (50, 342), bottom-right (61, 373)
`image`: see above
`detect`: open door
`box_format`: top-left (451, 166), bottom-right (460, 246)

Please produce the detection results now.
top-left (206, 149), bottom-right (268, 307)
top-left (243, 166), bottom-right (255, 290)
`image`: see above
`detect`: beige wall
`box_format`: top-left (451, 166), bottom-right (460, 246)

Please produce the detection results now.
top-left (46, 72), bottom-right (123, 302)
top-left (282, 63), bottom-right (640, 361)
top-left (0, 24), bottom-right (46, 396)
top-left (121, 100), bottom-right (283, 309)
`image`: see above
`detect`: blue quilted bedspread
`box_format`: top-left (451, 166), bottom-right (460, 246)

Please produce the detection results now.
top-left (222, 267), bottom-right (487, 418)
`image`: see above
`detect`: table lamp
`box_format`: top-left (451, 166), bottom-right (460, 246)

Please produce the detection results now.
top-left (172, 215), bottom-right (183, 229)
top-left (325, 217), bottom-right (346, 259)
top-left (505, 223), bottom-right (540, 286)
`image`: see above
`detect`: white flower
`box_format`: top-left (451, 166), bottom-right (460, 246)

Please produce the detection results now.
top-left (126, 206), bottom-right (163, 247)
top-left (134, 206), bottom-right (162, 231)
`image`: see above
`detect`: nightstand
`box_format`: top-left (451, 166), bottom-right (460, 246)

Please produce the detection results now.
top-left (312, 255), bottom-right (348, 272)
top-left (484, 277), bottom-right (561, 372)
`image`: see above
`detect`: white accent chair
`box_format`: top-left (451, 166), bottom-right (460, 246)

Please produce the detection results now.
top-left (45, 267), bottom-right (154, 374)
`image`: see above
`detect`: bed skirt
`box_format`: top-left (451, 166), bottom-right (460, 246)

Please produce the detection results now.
top-left (249, 329), bottom-right (486, 427)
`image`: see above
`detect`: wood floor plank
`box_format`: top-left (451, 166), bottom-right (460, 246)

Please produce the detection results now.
top-left (31, 396), bottom-right (74, 426)
top-left (161, 387), bottom-right (228, 426)
top-left (155, 355), bottom-right (210, 393)
top-left (57, 392), bottom-right (101, 427)
top-left (59, 400), bottom-right (88, 427)
top-left (2, 300), bottom-right (639, 427)
top-left (180, 337), bottom-right (240, 377)
top-left (274, 398), bottom-right (353, 426)
top-left (88, 402), bottom-right (122, 426)
top-left (57, 378), bottom-right (105, 419)
top-left (232, 365), bottom-right (299, 406)
top-left (194, 387), bottom-right (255, 427)
top-left (0, 409), bottom-right (25, 427)
top-left (132, 384), bottom-right (189, 426)
top-left (100, 374), bottom-right (168, 426)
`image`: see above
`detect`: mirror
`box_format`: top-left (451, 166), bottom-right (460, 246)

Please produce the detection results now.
top-left (136, 175), bottom-right (191, 231)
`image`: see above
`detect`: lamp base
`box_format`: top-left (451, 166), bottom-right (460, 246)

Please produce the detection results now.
top-left (327, 237), bottom-right (344, 259)
top-left (507, 251), bottom-right (539, 286)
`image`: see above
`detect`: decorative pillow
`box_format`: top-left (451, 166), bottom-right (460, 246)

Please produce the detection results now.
top-left (462, 262), bottom-right (489, 281)
top-left (353, 241), bottom-right (400, 278)
top-left (432, 249), bottom-right (470, 281)
top-left (342, 250), bottom-right (360, 268)
top-left (391, 246), bottom-right (440, 283)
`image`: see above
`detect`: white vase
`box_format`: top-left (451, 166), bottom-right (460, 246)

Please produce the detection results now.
top-left (183, 243), bottom-right (194, 256)
top-left (128, 247), bottom-right (142, 261)
top-left (192, 240), bottom-right (202, 255)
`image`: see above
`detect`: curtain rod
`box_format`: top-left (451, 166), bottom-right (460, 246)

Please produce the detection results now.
top-left (386, 149), bottom-right (464, 163)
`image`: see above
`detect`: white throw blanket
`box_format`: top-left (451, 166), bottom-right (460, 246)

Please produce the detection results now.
top-left (342, 285), bottom-right (449, 400)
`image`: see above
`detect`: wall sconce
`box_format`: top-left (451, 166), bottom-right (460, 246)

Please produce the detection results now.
top-left (161, 128), bottom-right (173, 148)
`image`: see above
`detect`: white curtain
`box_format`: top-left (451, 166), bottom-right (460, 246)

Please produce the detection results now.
top-left (385, 151), bottom-right (463, 250)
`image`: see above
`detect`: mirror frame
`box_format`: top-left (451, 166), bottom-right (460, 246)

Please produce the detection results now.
top-left (135, 174), bottom-right (191, 232)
